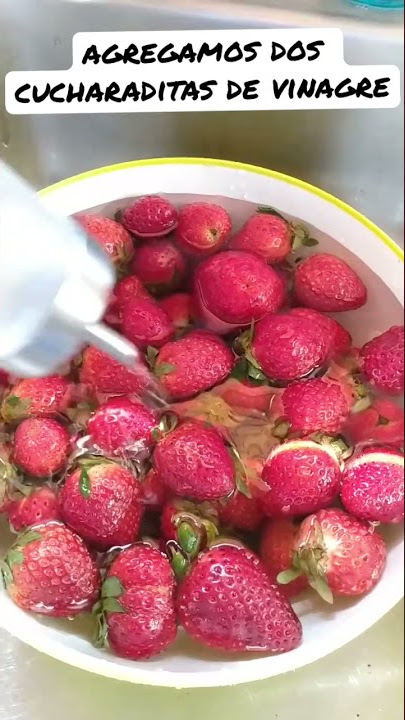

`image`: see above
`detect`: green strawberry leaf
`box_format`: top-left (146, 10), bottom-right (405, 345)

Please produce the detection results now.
top-left (308, 576), bottom-right (334, 604)
top-left (227, 446), bottom-right (252, 499)
top-left (171, 550), bottom-right (189, 580)
top-left (7, 549), bottom-right (24, 567)
top-left (257, 206), bottom-right (286, 220)
top-left (177, 522), bottom-right (200, 557)
top-left (93, 612), bottom-right (109, 649)
top-left (79, 468), bottom-right (91, 499)
top-left (151, 427), bottom-right (161, 442)
top-left (277, 568), bottom-right (303, 585)
top-left (16, 530), bottom-right (42, 548)
top-left (1, 560), bottom-right (14, 586)
top-left (4, 395), bottom-right (21, 408)
top-left (230, 358), bottom-right (249, 381)
top-left (102, 597), bottom-right (125, 614)
top-left (246, 364), bottom-right (267, 382)
top-left (155, 363), bottom-right (176, 377)
top-left (272, 420), bottom-right (290, 440)
top-left (301, 237), bottom-right (319, 247)
top-left (146, 346), bottom-right (159, 369)
top-left (159, 412), bottom-right (178, 435)
top-left (101, 577), bottom-right (124, 599)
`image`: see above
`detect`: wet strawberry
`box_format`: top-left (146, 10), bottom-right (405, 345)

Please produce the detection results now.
top-left (140, 467), bottom-right (167, 511)
top-left (158, 293), bottom-right (195, 332)
top-left (216, 490), bottom-right (264, 532)
top-left (87, 396), bottom-right (157, 458)
top-left (96, 543), bottom-right (176, 659)
top-left (1, 376), bottom-right (72, 424)
top-left (75, 214), bottom-right (134, 268)
top-left (131, 238), bottom-right (186, 294)
top-left (176, 202), bottom-right (232, 256)
top-left (345, 398), bottom-right (404, 448)
top-left (261, 440), bottom-right (342, 517)
top-left (12, 418), bottom-right (70, 478)
top-left (1, 521), bottom-right (100, 616)
top-left (260, 519), bottom-right (308, 598)
top-left (80, 346), bottom-right (149, 395)
top-left (5, 485), bottom-right (60, 532)
top-left (177, 542), bottom-right (302, 652)
top-left (230, 210), bottom-right (292, 264)
top-left (60, 461), bottom-right (143, 551)
top-left (122, 296), bottom-right (174, 349)
top-left (360, 325), bottom-right (404, 395)
top-left (341, 447), bottom-right (404, 523)
top-left (280, 378), bottom-right (352, 435)
top-left (250, 311), bottom-right (332, 384)
top-left (294, 253), bottom-right (367, 312)
top-left (279, 508), bottom-right (386, 602)
top-left (121, 195), bottom-right (178, 238)
top-left (153, 331), bottom-right (235, 401)
top-left (105, 275), bottom-right (151, 326)
top-left (193, 251), bottom-right (285, 333)
top-left (161, 497), bottom-right (219, 560)
top-left (289, 308), bottom-right (352, 356)
top-left (153, 420), bottom-right (235, 500)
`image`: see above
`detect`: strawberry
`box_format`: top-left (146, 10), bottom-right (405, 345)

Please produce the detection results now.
top-left (153, 420), bottom-right (235, 500)
top-left (280, 378), bottom-right (352, 435)
top-left (87, 397), bottom-right (157, 458)
top-left (131, 238), bottom-right (186, 295)
top-left (260, 519), bottom-right (308, 598)
top-left (345, 397), bottom-right (404, 448)
top-left (158, 293), bottom-right (195, 332)
top-left (1, 375), bottom-right (72, 424)
top-left (161, 497), bottom-right (219, 561)
top-left (341, 447), bottom-right (404, 523)
top-left (12, 418), bottom-right (70, 478)
top-left (121, 195), bottom-right (178, 238)
top-left (5, 485), bottom-right (60, 532)
top-left (230, 210), bottom-right (292, 264)
top-left (279, 508), bottom-right (386, 602)
top-left (95, 543), bottom-right (176, 659)
top-left (105, 275), bottom-right (151, 326)
top-left (360, 325), bottom-right (404, 395)
top-left (153, 331), bottom-right (235, 401)
top-left (121, 296), bottom-right (174, 349)
top-left (250, 311), bottom-right (332, 384)
top-left (177, 542), bottom-right (302, 653)
top-left (1, 521), bottom-right (100, 616)
top-left (75, 213), bottom-right (134, 268)
top-left (60, 461), bottom-right (143, 551)
top-left (213, 379), bottom-right (274, 415)
top-left (216, 489), bottom-right (264, 532)
top-left (0, 369), bottom-right (10, 388)
top-left (294, 253), bottom-right (367, 312)
top-left (289, 308), bottom-right (352, 356)
top-left (261, 440), bottom-right (342, 517)
top-left (140, 467), bottom-right (167, 510)
top-left (193, 251), bottom-right (285, 333)
top-left (80, 346), bottom-right (149, 395)
top-left (176, 202), bottom-right (232, 256)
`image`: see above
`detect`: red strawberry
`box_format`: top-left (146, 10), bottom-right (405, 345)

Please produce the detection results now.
top-left (153, 420), bottom-right (235, 500)
top-left (280, 508), bottom-right (386, 602)
top-left (260, 519), bottom-right (308, 597)
top-left (216, 490), bottom-right (264, 532)
top-left (289, 308), bottom-right (352, 356)
top-left (213, 379), bottom-right (274, 416)
top-left (193, 251), bottom-right (285, 333)
top-left (60, 461), bottom-right (143, 551)
top-left (341, 447), bottom-right (404, 523)
top-left (2, 521), bottom-right (100, 616)
top-left (87, 397), bottom-right (157, 458)
top-left (96, 544), bottom-right (176, 659)
top-left (161, 497), bottom-right (219, 560)
top-left (105, 275), bottom-right (151, 326)
top-left (75, 214), bottom-right (134, 267)
top-left (158, 293), bottom-right (195, 332)
top-left (360, 325), bottom-right (404, 395)
top-left (1, 375), bottom-right (72, 424)
top-left (294, 253), bottom-right (367, 312)
top-left (121, 296), bottom-right (174, 349)
top-left (80, 346), bottom-right (149, 395)
top-left (251, 311), bottom-right (332, 384)
top-left (230, 210), bottom-right (292, 264)
top-left (131, 238), bottom-right (186, 295)
top-left (121, 195), bottom-right (178, 238)
top-left (5, 485), bottom-right (60, 532)
top-left (345, 397), bottom-right (404, 448)
top-left (176, 202), bottom-right (232, 256)
top-left (177, 542), bottom-right (302, 653)
top-left (261, 440), bottom-right (342, 517)
top-left (153, 331), bottom-right (235, 401)
top-left (280, 378), bottom-right (352, 435)
top-left (13, 418), bottom-right (70, 478)
top-left (140, 467), bottom-right (167, 510)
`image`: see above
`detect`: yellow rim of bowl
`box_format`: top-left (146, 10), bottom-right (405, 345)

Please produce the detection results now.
top-left (39, 157), bottom-right (404, 263)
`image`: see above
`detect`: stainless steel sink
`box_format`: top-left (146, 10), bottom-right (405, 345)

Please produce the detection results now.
top-left (1, 0), bottom-right (403, 245)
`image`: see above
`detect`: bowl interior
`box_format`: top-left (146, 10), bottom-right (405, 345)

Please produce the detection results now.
top-left (1, 162), bottom-right (403, 688)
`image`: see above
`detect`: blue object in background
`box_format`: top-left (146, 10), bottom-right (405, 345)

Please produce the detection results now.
top-left (351, 0), bottom-right (403, 7)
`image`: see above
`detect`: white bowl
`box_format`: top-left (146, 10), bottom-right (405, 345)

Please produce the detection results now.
top-left (0, 158), bottom-right (403, 688)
